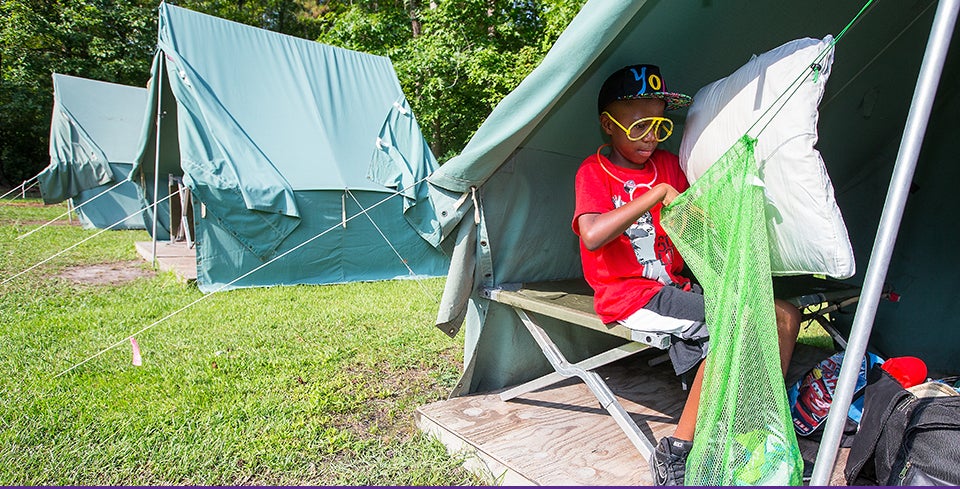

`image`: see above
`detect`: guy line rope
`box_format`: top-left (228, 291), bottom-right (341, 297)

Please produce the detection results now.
top-left (345, 188), bottom-right (441, 303)
top-left (1, 191), bottom-right (175, 287)
top-left (17, 177), bottom-right (134, 240)
top-left (0, 173), bottom-right (41, 200)
top-left (53, 176), bottom-right (446, 378)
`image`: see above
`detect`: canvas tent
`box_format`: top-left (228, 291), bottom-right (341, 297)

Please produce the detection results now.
top-left (417, 0), bottom-right (958, 481)
top-left (38, 74), bottom-right (149, 230)
top-left (133, 3), bottom-right (449, 293)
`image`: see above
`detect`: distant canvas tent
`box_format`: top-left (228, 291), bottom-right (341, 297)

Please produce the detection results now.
top-left (422, 0), bottom-right (957, 407)
top-left (38, 74), bottom-right (149, 230)
top-left (132, 3), bottom-right (448, 293)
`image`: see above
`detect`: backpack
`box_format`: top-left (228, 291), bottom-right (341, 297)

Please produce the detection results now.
top-left (787, 351), bottom-right (882, 439)
top-left (844, 366), bottom-right (960, 485)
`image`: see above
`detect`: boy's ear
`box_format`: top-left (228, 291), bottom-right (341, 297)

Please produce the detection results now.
top-left (599, 113), bottom-right (615, 136)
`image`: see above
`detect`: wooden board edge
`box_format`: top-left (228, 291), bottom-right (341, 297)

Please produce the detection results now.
top-left (414, 406), bottom-right (538, 486)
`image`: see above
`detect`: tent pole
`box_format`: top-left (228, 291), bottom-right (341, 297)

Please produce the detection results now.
top-left (151, 59), bottom-right (165, 269)
top-left (810, 0), bottom-right (959, 484)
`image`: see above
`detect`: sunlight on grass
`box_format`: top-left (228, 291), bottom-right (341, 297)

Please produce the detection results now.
top-left (797, 319), bottom-right (836, 351)
top-left (0, 199), bottom-right (479, 485)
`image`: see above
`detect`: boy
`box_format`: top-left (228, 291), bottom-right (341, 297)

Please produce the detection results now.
top-left (572, 64), bottom-right (801, 486)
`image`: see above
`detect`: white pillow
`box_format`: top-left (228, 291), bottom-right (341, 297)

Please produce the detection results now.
top-left (679, 36), bottom-right (855, 279)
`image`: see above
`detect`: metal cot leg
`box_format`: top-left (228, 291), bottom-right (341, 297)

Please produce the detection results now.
top-left (511, 307), bottom-right (656, 461)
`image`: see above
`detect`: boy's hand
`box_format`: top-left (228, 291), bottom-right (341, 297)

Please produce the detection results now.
top-left (660, 183), bottom-right (680, 206)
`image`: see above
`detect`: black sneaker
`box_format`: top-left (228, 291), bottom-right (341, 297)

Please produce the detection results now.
top-left (650, 436), bottom-right (694, 486)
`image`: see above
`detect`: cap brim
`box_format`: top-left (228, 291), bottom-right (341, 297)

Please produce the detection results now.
top-left (621, 92), bottom-right (693, 111)
top-left (650, 92), bottom-right (693, 111)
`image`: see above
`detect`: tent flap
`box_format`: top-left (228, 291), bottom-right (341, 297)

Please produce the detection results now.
top-left (158, 31), bottom-right (302, 255)
top-left (367, 96), bottom-right (443, 245)
top-left (181, 157), bottom-right (300, 258)
top-left (40, 110), bottom-right (112, 204)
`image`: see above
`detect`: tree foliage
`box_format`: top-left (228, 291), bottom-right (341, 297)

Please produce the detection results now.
top-left (1, 0), bottom-right (158, 184)
top-left (0, 0), bottom-right (585, 185)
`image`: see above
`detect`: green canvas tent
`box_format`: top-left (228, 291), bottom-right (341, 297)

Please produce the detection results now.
top-left (133, 3), bottom-right (448, 293)
top-left (38, 74), bottom-right (149, 230)
top-left (419, 0), bottom-right (958, 481)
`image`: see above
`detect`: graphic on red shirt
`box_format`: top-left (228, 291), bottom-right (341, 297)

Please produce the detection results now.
top-left (613, 193), bottom-right (675, 286)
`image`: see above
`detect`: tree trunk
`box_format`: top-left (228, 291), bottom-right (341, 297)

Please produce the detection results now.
top-left (431, 117), bottom-right (443, 159)
top-left (487, 1), bottom-right (495, 37)
top-left (407, 0), bottom-right (422, 38)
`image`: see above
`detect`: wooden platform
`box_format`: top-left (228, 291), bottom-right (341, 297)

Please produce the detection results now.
top-left (416, 344), bottom-right (852, 486)
top-left (134, 240), bottom-right (197, 282)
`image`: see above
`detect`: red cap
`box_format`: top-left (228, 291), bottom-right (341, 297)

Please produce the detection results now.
top-left (881, 356), bottom-right (927, 388)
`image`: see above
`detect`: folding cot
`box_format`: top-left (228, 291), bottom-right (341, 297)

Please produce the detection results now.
top-left (482, 276), bottom-right (887, 460)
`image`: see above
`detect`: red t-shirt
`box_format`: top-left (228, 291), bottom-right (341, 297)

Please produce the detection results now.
top-left (572, 149), bottom-right (691, 323)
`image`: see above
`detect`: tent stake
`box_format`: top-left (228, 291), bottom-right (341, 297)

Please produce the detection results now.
top-left (810, 0), bottom-right (959, 484)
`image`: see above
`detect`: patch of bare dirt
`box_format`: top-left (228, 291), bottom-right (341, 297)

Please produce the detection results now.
top-left (325, 349), bottom-right (463, 444)
top-left (56, 260), bottom-right (155, 286)
top-left (0, 201), bottom-right (46, 207)
top-left (10, 219), bottom-right (79, 226)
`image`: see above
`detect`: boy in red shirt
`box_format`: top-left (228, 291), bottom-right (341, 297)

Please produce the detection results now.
top-left (572, 64), bottom-right (801, 486)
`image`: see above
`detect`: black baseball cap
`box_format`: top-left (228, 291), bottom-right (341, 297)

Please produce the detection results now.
top-left (597, 64), bottom-right (692, 114)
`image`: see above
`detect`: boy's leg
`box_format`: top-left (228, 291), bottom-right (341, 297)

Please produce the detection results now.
top-left (674, 299), bottom-right (798, 442)
top-left (673, 360), bottom-right (705, 441)
top-left (653, 300), bottom-right (801, 485)
top-left (633, 286), bottom-right (706, 485)
top-left (774, 299), bottom-right (801, 377)
top-left (652, 359), bottom-right (703, 485)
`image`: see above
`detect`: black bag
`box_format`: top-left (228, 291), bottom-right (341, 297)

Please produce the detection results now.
top-left (844, 366), bottom-right (960, 485)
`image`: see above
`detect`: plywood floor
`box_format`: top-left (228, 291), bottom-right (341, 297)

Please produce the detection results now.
top-left (416, 344), bottom-right (852, 486)
top-left (134, 240), bottom-right (196, 281)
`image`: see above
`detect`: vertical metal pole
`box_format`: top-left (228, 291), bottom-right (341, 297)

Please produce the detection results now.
top-left (151, 58), bottom-right (165, 269)
top-left (810, 0), bottom-right (959, 484)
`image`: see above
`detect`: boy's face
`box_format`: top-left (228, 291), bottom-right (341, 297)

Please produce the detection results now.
top-left (600, 98), bottom-right (667, 168)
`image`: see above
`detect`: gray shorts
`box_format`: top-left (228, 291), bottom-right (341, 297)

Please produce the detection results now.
top-left (618, 284), bottom-right (706, 334)
top-left (628, 284), bottom-right (710, 377)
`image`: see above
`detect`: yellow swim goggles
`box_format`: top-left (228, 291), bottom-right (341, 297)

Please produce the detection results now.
top-left (602, 111), bottom-right (674, 142)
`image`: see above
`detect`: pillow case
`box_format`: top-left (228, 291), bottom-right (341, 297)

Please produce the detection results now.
top-left (679, 36), bottom-right (855, 279)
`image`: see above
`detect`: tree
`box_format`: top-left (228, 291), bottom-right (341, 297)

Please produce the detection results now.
top-left (0, 0), bottom-right (327, 186)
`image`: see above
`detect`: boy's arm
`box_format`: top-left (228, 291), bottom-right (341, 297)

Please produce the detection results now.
top-left (577, 182), bottom-right (679, 251)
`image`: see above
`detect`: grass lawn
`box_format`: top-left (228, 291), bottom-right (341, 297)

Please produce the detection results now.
top-left (0, 198), bottom-right (480, 485)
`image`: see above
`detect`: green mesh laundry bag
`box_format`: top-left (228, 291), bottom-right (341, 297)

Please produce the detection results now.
top-left (661, 135), bottom-right (802, 485)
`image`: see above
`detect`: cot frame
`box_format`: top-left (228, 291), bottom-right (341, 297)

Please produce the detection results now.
top-left (481, 279), bottom-right (671, 460)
